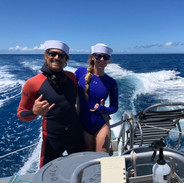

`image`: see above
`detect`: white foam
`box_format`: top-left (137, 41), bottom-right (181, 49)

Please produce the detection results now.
top-left (18, 126), bottom-right (42, 175)
top-left (64, 66), bottom-right (78, 73)
top-left (106, 63), bottom-right (134, 78)
top-left (69, 59), bottom-right (88, 68)
top-left (105, 65), bottom-right (184, 137)
top-left (20, 60), bottom-right (42, 73)
top-left (132, 70), bottom-right (184, 102)
top-left (0, 66), bottom-right (25, 107)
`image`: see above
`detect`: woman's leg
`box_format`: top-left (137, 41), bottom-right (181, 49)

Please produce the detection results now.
top-left (95, 123), bottom-right (111, 152)
top-left (83, 130), bottom-right (95, 151)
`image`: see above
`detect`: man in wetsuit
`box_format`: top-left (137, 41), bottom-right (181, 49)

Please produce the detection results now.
top-left (17, 40), bottom-right (84, 167)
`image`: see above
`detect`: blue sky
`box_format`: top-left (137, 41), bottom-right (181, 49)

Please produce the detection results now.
top-left (0, 0), bottom-right (184, 54)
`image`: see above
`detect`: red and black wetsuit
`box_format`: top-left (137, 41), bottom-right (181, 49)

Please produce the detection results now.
top-left (17, 63), bottom-right (84, 167)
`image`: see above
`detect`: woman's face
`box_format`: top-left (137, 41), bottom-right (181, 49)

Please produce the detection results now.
top-left (93, 53), bottom-right (110, 70)
top-left (45, 49), bottom-right (67, 72)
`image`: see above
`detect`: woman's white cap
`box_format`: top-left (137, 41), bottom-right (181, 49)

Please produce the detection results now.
top-left (91, 43), bottom-right (113, 56)
top-left (43, 40), bottom-right (69, 55)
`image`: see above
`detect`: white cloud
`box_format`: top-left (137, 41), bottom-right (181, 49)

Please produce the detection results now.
top-left (22, 46), bottom-right (32, 50)
top-left (33, 44), bottom-right (44, 50)
top-left (164, 42), bottom-right (173, 47)
top-left (9, 44), bottom-right (44, 51)
top-left (9, 45), bottom-right (23, 50)
top-left (134, 41), bottom-right (184, 49)
top-left (7, 44), bottom-right (90, 53)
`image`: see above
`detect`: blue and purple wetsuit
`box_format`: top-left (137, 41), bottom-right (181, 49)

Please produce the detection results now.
top-left (75, 67), bottom-right (118, 135)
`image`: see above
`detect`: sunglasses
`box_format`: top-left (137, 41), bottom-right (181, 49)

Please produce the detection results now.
top-left (94, 54), bottom-right (110, 61)
top-left (47, 51), bottom-right (67, 59)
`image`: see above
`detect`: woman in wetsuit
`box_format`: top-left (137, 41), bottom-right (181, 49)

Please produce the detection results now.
top-left (75, 43), bottom-right (118, 152)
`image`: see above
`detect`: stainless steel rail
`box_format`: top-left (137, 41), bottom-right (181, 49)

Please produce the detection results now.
top-left (70, 149), bottom-right (184, 183)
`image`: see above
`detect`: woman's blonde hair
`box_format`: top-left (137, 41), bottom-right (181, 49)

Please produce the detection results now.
top-left (84, 54), bottom-right (95, 100)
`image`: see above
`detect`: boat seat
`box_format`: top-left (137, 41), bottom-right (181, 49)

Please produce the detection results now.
top-left (117, 102), bottom-right (184, 152)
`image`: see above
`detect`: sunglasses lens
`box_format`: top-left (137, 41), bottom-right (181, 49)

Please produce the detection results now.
top-left (48, 51), bottom-right (66, 59)
top-left (103, 55), bottom-right (110, 60)
top-left (58, 54), bottom-right (66, 59)
top-left (95, 54), bottom-right (110, 61)
top-left (48, 52), bottom-right (56, 57)
top-left (95, 54), bottom-right (102, 60)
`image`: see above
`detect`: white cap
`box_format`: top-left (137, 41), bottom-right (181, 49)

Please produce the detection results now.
top-left (43, 40), bottom-right (69, 55)
top-left (91, 43), bottom-right (113, 56)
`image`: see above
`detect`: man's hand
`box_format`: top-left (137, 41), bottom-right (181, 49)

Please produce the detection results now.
top-left (32, 94), bottom-right (55, 116)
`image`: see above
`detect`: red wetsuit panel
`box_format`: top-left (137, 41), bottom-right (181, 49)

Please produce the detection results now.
top-left (17, 73), bottom-right (46, 121)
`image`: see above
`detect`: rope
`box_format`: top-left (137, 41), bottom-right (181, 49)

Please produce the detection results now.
top-left (0, 142), bottom-right (39, 159)
top-left (111, 116), bottom-right (184, 135)
top-left (142, 124), bottom-right (184, 135)
top-left (9, 173), bottom-right (32, 183)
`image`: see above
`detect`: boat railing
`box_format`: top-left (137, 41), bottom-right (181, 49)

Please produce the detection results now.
top-left (110, 102), bottom-right (184, 154)
top-left (70, 149), bottom-right (184, 183)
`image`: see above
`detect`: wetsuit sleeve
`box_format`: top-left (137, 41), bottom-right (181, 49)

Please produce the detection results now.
top-left (17, 74), bottom-right (46, 121)
top-left (17, 80), bottom-right (37, 121)
top-left (75, 67), bottom-right (87, 81)
top-left (96, 80), bottom-right (118, 115)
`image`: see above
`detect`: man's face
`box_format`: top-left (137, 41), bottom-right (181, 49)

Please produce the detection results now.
top-left (45, 49), bottom-right (67, 72)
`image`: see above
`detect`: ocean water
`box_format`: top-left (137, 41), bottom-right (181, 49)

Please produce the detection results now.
top-left (0, 54), bottom-right (184, 178)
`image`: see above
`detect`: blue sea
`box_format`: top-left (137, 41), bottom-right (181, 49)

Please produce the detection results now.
top-left (0, 54), bottom-right (184, 178)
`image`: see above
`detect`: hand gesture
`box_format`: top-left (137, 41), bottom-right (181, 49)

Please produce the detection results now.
top-left (90, 99), bottom-right (104, 112)
top-left (32, 94), bottom-right (55, 116)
